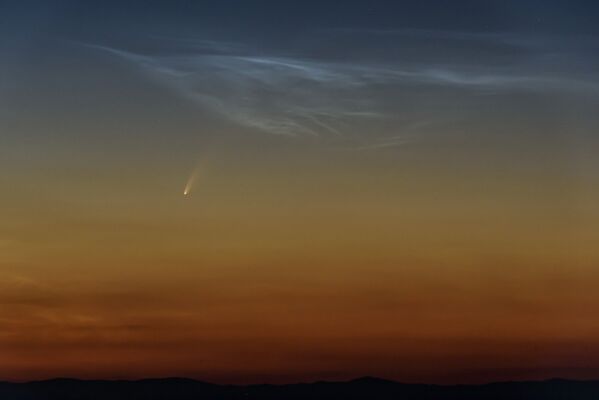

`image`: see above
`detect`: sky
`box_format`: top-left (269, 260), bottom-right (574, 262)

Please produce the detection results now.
top-left (1, 0), bottom-right (599, 384)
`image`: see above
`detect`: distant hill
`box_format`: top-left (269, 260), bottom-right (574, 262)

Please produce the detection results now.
top-left (1, 376), bottom-right (598, 399)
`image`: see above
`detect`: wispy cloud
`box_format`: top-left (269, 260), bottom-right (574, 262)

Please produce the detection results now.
top-left (85, 30), bottom-right (599, 147)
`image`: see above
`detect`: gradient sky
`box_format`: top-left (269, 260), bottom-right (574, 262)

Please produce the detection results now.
top-left (1, 0), bottom-right (599, 384)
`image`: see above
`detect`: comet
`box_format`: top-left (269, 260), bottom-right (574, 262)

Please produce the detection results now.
top-left (183, 166), bottom-right (202, 196)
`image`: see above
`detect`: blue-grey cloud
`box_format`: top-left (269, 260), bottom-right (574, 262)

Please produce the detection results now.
top-left (86, 30), bottom-right (599, 147)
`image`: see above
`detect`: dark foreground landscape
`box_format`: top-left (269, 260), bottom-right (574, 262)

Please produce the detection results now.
top-left (1, 377), bottom-right (599, 399)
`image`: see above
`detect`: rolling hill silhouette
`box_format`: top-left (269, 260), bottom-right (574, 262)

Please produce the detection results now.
top-left (1, 376), bottom-right (598, 399)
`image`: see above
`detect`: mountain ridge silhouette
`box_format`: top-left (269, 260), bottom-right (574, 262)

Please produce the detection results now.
top-left (2, 376), bottom-right (599, 399)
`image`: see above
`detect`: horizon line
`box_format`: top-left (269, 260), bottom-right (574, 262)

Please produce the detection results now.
top-left (3, 375), bottom-right (597, 387)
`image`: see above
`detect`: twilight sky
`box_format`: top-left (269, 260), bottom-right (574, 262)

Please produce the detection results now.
top-left (1, 0), bottom-right (599, 384)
